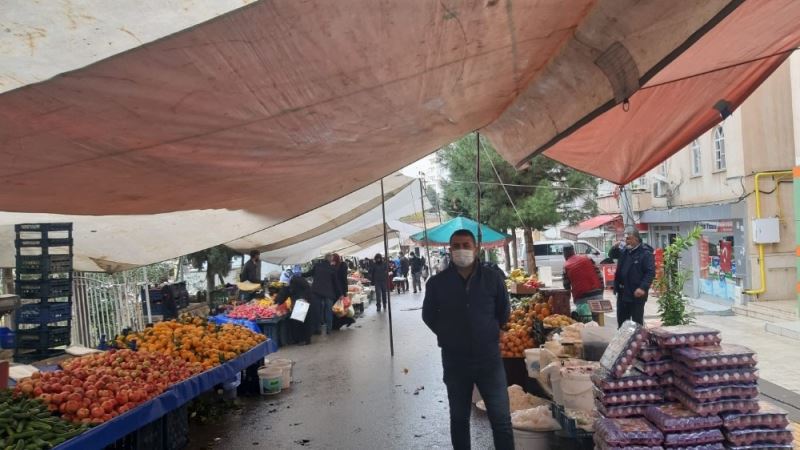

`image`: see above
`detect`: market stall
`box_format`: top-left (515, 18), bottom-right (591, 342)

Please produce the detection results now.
top-left (2, 317), bottom-right (275, 450)
top-left (497, 309), bottom-right (793, 450)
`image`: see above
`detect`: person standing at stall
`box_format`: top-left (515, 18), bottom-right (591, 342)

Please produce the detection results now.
top-left (410, 251), bottom-right (425, 294)
top-left (614, 229), bottom-right (656, 327)
top-left (274, 271), bottom-right (312, 345)
top-left (332, 253), bottom-right (348, 300)
top-left (303, 254), bottom-right (341, 335)
top-left (368, 253), bottom-right (388, 312)
top-left (400, 253), bottom-right (410, 293)
top-left (422, 229), bottom-right (513, 450)
top-left (562, 245), bottom-right (604, 321)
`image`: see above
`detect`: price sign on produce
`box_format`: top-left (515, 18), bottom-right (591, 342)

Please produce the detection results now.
top-left (589, 299), bottom-right (613, 313)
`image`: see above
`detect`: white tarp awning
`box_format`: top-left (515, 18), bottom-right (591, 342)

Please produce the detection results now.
top-left (0, 173), bottom-right (417, 271)
top-left (239, 182), bottom-right (424, 264)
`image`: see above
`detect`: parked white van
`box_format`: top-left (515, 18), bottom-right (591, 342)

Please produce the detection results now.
top-left (531, 239), bottom-right (604, 278)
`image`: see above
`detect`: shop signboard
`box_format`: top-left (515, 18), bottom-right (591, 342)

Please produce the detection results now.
top-left (699, 221), bottom-right (734, 233)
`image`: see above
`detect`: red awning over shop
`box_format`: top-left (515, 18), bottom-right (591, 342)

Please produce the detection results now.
top-left (561, 214), bottom-right (621, 240)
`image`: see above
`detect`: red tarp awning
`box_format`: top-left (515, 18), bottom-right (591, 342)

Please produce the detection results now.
top-left (561, 214), bottom-right (621, 239)
top-left (540, 0), bottom-right (800, 184)
top-left (0, 0), bottom-right (743, 215)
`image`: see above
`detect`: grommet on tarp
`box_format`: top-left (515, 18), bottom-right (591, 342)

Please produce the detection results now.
top-left (622, 98), bottom-right (630, 112)
top-left (714, 99), bottom-right (733, 119)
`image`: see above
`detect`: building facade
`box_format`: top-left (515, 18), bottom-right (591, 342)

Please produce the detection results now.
top-left (598, 54), bottom-right (799, 305)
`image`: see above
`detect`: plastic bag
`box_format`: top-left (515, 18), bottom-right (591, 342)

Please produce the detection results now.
top-left (672, 376), bottom-right (758, 402)
top-left (595, 387), bottom-right (664, 406)
top-left (634, 359), bottom-right (673, 377)
top-left (644, 403), bottom-right (723, 432)
top-left (600, 320), bottom-right (650, 378)
top-left (332, 297), bottom-right (348, 318)
top-left (594, 418), bottom-right (664, 446)
top-left (290, 299), bottom-right (310, 322)
top-left (592, 368), bottom-right (661, 391)
top-left (721, 401), bottom-right (790, 431)
top-left (663, 428), bottom-right (723, 447)
top-left (649, 326), bottom-right (721, 348)
top-left (672, 363), bottom-right (759, 386)
top-left (596, 400), bottom-right (651, 418)
top-left (346, 305), bottom-right (355, 318)
top-left (510, 405), bottom-right (561, 431)
top-left (723, 428), bottom-right (793, 447)
top-left (666, 387), bottom-right (759, 417)
top-left (672, 344), bottom-right (757, 370)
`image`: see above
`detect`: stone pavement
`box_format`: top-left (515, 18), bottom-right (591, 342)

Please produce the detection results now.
top-left (187, 290), bottom-right (497, 450)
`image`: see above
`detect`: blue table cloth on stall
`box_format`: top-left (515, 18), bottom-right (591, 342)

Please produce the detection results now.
top-left (208, 313), bottom-right (261, 333)
top-left (54, 339), bottom-right (276, 450)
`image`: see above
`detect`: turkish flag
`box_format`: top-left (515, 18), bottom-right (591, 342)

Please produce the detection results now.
top-left (720, 241), bottom-right (733, 274)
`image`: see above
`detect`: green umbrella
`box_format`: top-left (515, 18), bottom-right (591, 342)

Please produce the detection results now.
top-left (410, 216), bottom-right (511, 248)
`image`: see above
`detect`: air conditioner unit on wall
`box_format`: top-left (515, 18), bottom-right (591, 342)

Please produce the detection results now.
top-left (652, 181), bottom-right (668, 198)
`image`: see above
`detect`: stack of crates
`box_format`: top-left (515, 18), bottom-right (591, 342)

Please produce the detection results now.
top-left (14, 223), bottom-right (74, 362)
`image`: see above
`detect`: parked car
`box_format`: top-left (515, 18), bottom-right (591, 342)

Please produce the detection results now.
top-left (532, 239), bottom-right (604, 278)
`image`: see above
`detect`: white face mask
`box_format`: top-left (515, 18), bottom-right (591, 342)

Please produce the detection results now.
top-left (451, 249), bottom-right (475, 268)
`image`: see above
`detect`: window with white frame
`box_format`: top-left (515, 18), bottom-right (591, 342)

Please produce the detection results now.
top-left (713, 126), bottom-right (726, 171)
top-left (691, 139), bottom-right (702, 176)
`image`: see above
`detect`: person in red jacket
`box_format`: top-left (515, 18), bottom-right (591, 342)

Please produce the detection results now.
top-left (562, 245), bottom-right (604, 310)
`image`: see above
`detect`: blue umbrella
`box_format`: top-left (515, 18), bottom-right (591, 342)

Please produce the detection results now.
top-left (410, 216), bottom-right (511, 248)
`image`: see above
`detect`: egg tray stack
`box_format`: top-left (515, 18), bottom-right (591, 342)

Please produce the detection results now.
top-left (592, 323), bottom-right (793, 450)
top-left (594, 321), bottom-right (661, 419)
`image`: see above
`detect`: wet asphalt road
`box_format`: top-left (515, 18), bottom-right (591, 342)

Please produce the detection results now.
top-left (187, 291), bottom-right (495, 449)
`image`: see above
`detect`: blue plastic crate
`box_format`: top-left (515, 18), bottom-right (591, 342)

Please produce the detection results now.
top-left (15, 278), bottom-right (72, 299)
top-left (0, 327), bottom-right (14, 349)
top-left (15, 254), bottom-right (73, 275)
top-left (15, 302), bottom-right (72, 324)
top-left (14, 322), bottom-right (71, 350)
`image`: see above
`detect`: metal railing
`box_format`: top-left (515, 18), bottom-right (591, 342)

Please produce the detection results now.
top-left (72, 273), bottom-right (146, 348)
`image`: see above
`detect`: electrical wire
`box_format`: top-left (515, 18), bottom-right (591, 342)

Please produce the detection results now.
top-left (479, 143), bottom-right (527, 229)
top-left (446, 179), bottom-right (597, 191)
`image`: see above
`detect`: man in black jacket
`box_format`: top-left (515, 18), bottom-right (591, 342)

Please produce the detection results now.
top-left (422, 229), bottom-right (513, 450)
top-left (409, 251), bottom-right (425, 293)
top-left (614, 229), bottom-right (656, 327)
top-left (275, 273), bottom-right (313, 345)
top-left (303, 254), bottom-right (341, 335)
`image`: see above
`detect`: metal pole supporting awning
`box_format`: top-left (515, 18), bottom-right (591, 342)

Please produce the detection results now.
top-left (380, 178), bottom-right (395, 357)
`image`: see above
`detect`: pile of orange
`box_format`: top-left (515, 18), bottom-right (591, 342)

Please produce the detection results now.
top-left (114, 316), bottom-right (265, 370)
top-left (532, 302), bottom-right (552, 321)
top-left (500, 304), bottom-right (538, 358)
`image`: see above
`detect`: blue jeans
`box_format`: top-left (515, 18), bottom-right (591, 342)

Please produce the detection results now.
top-left (322, 297), bottom-right (334, 333)
top-left (441, 351), bottom-right (514, 450)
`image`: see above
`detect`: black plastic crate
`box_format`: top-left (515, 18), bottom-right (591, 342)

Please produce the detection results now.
top-left (14, 322), bottom-right (71, 350)
top-left (15, 254), bottom-right (73, 275)
top-left (14, 223), bottom-right (73, 233)
top-left (15, 278), bottom-right (72, 299)
top-left (163, 405), bottom-right (189, 450)
top-left (104, 416), bottom-right (165, 450)
top-left (12, 348), bottom-right (66, 364)
top-left (15, 302), bottom-right (72, 324)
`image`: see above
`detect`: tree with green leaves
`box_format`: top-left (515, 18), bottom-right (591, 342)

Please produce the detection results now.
top-left (188, 245), bottom-right (241, 302)
top-left (437, 133), bottom-right (598, 273)
top-left (655, 226), bottom-right (702, 326)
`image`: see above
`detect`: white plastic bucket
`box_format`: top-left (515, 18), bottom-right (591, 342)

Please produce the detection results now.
top-left (258, 367), bottom-right (283, 395)
top-left (513, 428), bottom-right (550, 450)
top-left (269, 359), bottom-right (293, 389)
top-left (559, 367), bottom-right (594, 411)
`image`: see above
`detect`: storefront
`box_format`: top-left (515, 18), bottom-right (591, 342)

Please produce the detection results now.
top-left (640, 202), bottom-right (748, 304)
